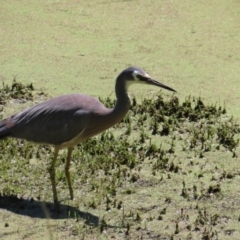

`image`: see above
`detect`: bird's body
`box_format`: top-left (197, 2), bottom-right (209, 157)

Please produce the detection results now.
top-left (1, 94), bottom-right (128, 149)
top-left (0, 67), bottom-right (176, 208)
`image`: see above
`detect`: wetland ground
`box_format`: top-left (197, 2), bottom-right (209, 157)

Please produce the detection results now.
top-left (1, 1), bottom-right (240, 239)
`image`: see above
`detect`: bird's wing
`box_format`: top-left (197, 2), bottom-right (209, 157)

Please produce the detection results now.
top-left (4, 94), bottom-right (101, 145)
top-left (9, 107), bottom-right (90, 145)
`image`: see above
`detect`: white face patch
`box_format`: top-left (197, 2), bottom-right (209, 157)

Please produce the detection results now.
top-left (132, 71), bottom-right (139, 81)
top-left (126, 69), bottom-right (150, 90)
top-left (132, 70), bottom-right (150, 81)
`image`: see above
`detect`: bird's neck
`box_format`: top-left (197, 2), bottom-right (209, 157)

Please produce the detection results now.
top-left (110, 79), bottom-right (131, 123)
top-left (115, 79), bottom-right (131, 110)
top-left (94, 79), bottom-right (130, 132)
top-left (84, 80), bottom-right (130, 140)
top-left (114, 94), bottom-right (131, 115)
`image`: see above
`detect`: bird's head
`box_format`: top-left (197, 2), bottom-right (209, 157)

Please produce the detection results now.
top-left (116, 67), bottom-right (176, 92)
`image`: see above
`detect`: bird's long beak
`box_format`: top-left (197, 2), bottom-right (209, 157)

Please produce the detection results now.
top-left (140, 75), bottom-right (176, 92)
top-left (147, 78), bottom-right (176, 92)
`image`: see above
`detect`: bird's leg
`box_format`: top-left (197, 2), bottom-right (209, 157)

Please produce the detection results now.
top-left (65, 147), bottom-right (74, 200)
top-left (49, 148), bottom-right (59, 208)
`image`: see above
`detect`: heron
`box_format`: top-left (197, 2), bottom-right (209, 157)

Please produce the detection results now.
top-left (0, 67), bottom-right (176, 208)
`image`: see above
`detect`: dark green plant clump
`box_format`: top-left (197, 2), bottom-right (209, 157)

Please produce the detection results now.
top-left (0, 78), bottom-right (46, 105)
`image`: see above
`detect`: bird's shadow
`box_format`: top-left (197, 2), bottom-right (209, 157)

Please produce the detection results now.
top-left (0, 195), bottom-right (99, 227)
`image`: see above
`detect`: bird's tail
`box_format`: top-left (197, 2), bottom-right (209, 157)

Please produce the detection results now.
top-left (0, 119), bottom-right (12, 139)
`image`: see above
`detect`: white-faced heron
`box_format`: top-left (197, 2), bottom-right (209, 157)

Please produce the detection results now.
top-left (0, 67), bottom-right (176, 208)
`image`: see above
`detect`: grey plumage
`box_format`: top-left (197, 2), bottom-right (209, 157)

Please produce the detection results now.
top-left (0, 67), bottom-right (176, 208)
top-left (6, 94), bottom-right (111, 146)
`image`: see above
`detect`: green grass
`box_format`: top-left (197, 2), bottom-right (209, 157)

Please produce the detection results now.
top-left (1, 0), bottom-right (240, 239)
